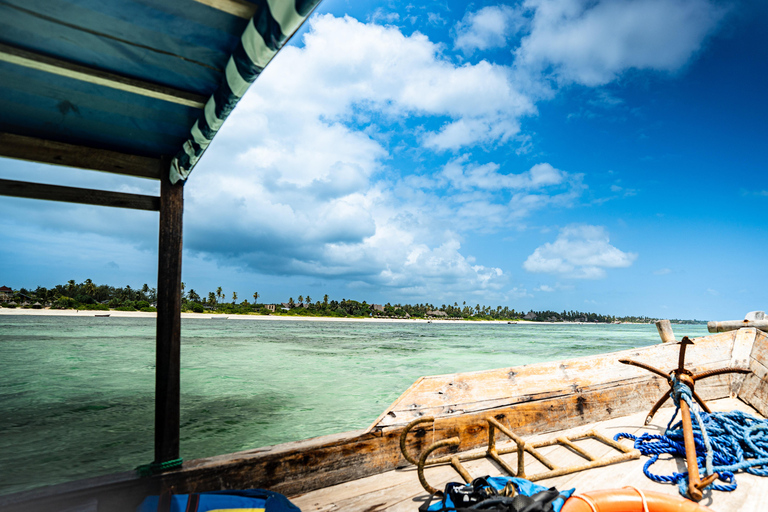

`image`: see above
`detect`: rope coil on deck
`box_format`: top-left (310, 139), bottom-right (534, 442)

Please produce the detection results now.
top-left (616, 376), bottom-right (768, 496)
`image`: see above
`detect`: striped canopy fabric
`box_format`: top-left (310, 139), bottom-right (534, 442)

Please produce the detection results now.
top-left (0, 0), bottom-right (321, 184)
top-left (171, 0), bottom-right (321, 183)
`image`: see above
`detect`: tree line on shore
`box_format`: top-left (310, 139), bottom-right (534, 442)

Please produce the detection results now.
top-left (1, 280), bottom-right (701, 323)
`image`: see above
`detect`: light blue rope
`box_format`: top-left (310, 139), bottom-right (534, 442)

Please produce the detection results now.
top-left (616, 376), bottom-right (768, 497)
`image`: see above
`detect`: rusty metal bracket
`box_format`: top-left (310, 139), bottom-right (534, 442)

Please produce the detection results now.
top-left (400, 416), bottom-right (640, 495)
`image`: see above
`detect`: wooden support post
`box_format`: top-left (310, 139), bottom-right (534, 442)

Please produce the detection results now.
top-left (655, 319), bottom-right (676, 343)
top-left (708, 320), bottom-right (768, 333)
top-left (155, 169), bottom-right (184, 468)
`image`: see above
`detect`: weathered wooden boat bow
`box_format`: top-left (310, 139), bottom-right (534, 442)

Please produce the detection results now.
top-left (620, 335), bottom-right (750, 501)
top-left (395, 323), bottom-right (761, 504)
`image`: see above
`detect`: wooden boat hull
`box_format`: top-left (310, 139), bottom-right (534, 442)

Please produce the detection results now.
top-left (3, 327), bottom-right (767, 512)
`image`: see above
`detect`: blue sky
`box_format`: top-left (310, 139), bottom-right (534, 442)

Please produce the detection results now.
top-left (1, 0), bottom-right (766, 320)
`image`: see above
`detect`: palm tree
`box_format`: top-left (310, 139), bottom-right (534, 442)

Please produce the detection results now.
top-left (306, 295), bottom-right (312, 304)
top-left (84, 279), bottom-right (95, 297)
top-left (323, 294), bottom-right (329, 305)
top-left (289, 297), bottom-right (295, 307)
top-left (253, 292), bottom-right (259, 304)
top-left (216, 287), bottom-right (222, 303)
top-left (67, 279), bottom-right (76, 296)
top-left (208, 292), bottom-right (216, 305)
top-left (179, 282), bottom-right (185, 300)
top-left (298, 295), bottom-right (304, 304)
top-left (232, 292), bottom-right (238, 304)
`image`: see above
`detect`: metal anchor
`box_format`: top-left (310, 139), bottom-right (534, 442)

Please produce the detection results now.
top-left (619, 336), bottom-right (750, 501)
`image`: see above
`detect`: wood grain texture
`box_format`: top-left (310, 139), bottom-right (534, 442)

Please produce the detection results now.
top-left (656, 319), bottom-right (677, 343)
top-left (373, 330), bottom-right (740, 429)
top-left (0, 178), bottom-right (160, 211)
top-left (292, 397), bottom-right (764, 512)
top-left (0, 133), bottom-right (164, 179)
top-left (739, 329), bottom-right (768, 417)
top-left (0, 43), bottom-right (207, 108)
top-left (155, 174), bottom-right (184, 464)
top-left (709, 320), bottom-right (768, 333)
top-left (191, 0), bottom-right (257, 18)
top-left (729, 328), bottom-right (756, 396)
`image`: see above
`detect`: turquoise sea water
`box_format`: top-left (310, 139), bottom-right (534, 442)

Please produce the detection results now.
top-left (0, 316), bottom-right (709, 495)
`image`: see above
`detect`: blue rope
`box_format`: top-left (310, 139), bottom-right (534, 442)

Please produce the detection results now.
top-left (615, 377), bottom-right (768, 497)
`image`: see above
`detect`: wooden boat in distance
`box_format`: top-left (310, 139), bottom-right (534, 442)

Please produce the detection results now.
top-left (3, 320), bottom-right (768, 512)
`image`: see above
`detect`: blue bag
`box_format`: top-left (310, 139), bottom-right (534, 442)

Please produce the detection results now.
top-left (137, 488), bottom-right (301, 512)
top-left (425, 476), bottom-right (574, 512)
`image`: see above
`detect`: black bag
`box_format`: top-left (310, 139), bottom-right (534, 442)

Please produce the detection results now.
top-left (421, 476), bottom-right (564, 512)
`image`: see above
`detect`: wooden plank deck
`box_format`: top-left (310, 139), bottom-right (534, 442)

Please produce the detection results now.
top-left (290, 397), bottom-right (768, 512)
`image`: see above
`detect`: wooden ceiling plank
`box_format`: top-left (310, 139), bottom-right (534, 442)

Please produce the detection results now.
top-left (191, 0), bottom-right (257, 19)
top-left (0, 178), bottom-right (160, 211)
top-left (0, 133), bottom-right (165, 180)
top-left (0, 43), bottom-right (207, 109)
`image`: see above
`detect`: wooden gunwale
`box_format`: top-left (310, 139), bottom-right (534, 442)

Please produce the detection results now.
top-left (2, 328), bottom-right (767, 512)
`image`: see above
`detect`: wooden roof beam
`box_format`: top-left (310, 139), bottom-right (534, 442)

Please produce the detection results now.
top-left (0, 178), bottom-right (160, 211)
top-left (0, 43), bottom-right (207, 109)
top-left (0, 133), bottom-right (165, 180)
top-left (191, 0), bottom-right (258, 19)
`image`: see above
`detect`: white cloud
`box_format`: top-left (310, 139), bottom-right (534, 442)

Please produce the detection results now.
top-left (427, 12), bottom-right (447, 26)
top-left (654, 268), bottom-right (672, 275)
top-left (442, 159), bottom-right (567, 191)
top-left (509, 286), bottom-right (533, 298)
top-left (0, 0), bottom-right (740, 314)
top-left (534, 281), bottom-right (573, 292)
top-left (515, 0), bottom-right (727, 87)
top-left (13, 6), bottom-right (720, 301)
top-left (438, 157), bottom-right (585, 221)
top-left (369, 9), bottom-right (400, 24)
top-left (454, 5), bottom-right (524, 54)
top-left (241, 14), bottom-right (535, 151)
top-left (175, 15), bottom-right (594, 299)
top-left (523, 225), bottom-right (637, 278)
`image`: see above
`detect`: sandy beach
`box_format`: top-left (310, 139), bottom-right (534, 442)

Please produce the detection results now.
top-left (0, 307), bottom-right (538, 325)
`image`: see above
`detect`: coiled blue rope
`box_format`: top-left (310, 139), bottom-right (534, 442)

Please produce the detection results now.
top-left (615, 376), bottom-right (768, 497)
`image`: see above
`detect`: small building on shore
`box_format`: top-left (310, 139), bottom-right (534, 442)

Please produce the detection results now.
top-left (0, 286), bottom-right (12, 303)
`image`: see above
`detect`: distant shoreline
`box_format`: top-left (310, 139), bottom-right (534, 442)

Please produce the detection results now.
top-left (0, 307), bottom-right (517, 324)
top-left (0, 307), bottom-right (629, 325)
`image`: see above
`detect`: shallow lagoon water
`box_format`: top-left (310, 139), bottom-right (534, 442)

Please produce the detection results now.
top-left (0, 316), bottom-right (709, 495)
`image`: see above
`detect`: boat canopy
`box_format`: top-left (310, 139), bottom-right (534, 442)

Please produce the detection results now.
top-left (0, 0), bottom-right (320, 186)
top-left (0, 0), bottom-right (322, 476)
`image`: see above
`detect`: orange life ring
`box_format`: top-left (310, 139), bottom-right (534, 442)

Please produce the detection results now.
top-left (560, 487), bottom-right (715, 512)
